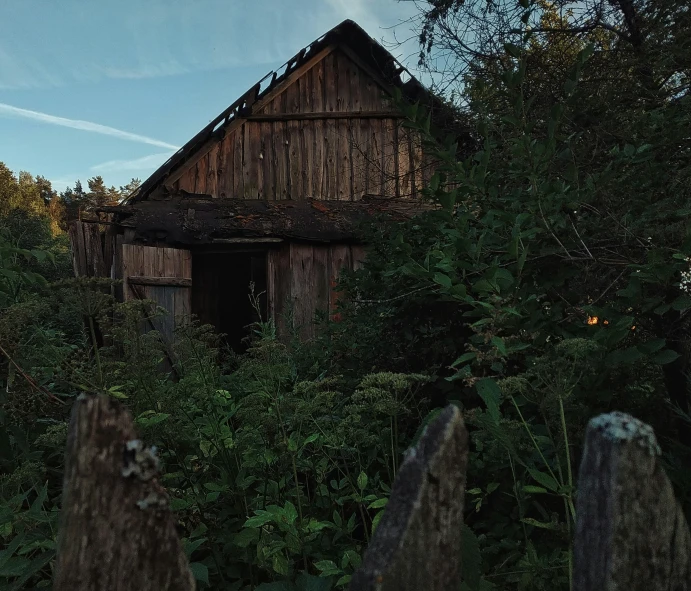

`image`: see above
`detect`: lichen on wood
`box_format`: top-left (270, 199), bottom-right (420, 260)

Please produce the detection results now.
top-left (53, 393), bottom-right (195, 591)
top-left (349, 405), bottom-right (469, 591)
top-left (573, 411), bottom-right (691, 591)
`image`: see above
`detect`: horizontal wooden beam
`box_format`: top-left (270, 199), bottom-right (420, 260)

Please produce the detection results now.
top-left (127, 276), bottom-right (192, 287)
top-left (211, 237), bottom-right (284, 244)
top-left (244, 111), bottom-right (403, 122)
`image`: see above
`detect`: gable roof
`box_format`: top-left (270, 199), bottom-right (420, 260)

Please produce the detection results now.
top-left (125, 19), bottom-right (468, 204)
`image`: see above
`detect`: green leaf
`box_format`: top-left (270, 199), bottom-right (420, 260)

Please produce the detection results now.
top-left (8, 550), bottom-right (54, 591)
top-left (256, 583), bottom-right (296, 591)
top-left (314, 560), bottom-right (341, 577)
top-left (296, 572), bottom-right (334, 591)
top-left (433, 272), bottom-right (453, 289)
top-left (244, 512), bottom-right (274, 528)
top-left (273, 553), bottom-right (290, 576)
top-left (476, 379), bottom-right (502, 422)
top-left (522, 485), bottom-right (548, 494)
top-left (283, 501), bottom-right (298, 524)
top-left (450, 352), bottom-right (476, 368)
top-left (189, 562), bottom-right (209, 585)
top-left (652, 349), bottom-right (680, 364)
top-left (527, 468), bottom-right (559, 492)
top-left (233, 528), bottom-right (260, 547)
top-left (460, 524), bottom-right (482, 591)
top-left (357, 472), bottom-right (368, 491)
top-left (367, 498), bottom-right (388, 509)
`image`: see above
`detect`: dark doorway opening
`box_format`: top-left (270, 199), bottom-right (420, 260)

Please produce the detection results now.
top-left (191, 251), bottom-right (268, 352)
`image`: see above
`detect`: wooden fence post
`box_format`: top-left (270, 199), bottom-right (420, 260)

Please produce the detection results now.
top-left (53, 393), bottom-right (195, 591)
top-left (349, 405), bottom-right (469, 591)
top-left (573, 411), bottom-right (691, 590)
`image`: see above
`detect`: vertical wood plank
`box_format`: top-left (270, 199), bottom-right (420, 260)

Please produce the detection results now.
top-left (290, 243), bottom-right (316, 339)
top-left (351, 245), bottom-right (367, 271)
top-left (312, 58), bottom-right (325, 198)
top-left (196, 155), bottom-right (209, 194)
top-left (411, 130), bottom-right (424, 198)
top-left (233, 124), bottom-right (245, 199)
top-left (260, 122), bottom-right (275, 199)
top-left (300, 69), bottom-right (314, 197)
top-left (383, 119), bottom-right (397, 197)
top-left (268, 244), bottom-right (292, 338)
top-left (312, 245), bottom-right (330, 320)
top-left (397, 124), bottom-right (412, 199)
top-left (329, 244), bottom-right (352, 319)
top-left (244, 123), bottom-right (261, 199)
top-left (217, 134), bottom-right (230, 198)
top-left (286, 78), bottom-right (301, 199)
top-left (206, 145), bottom-right (218, 197)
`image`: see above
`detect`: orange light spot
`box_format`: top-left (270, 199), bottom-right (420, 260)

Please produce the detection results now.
top-left (603, 319), bottom-right (609, 325)
top-left (587, 316), bottom-right (599, 325)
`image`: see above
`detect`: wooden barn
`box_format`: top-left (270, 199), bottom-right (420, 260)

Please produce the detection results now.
top-left (69, 19), bottom-right (466, 351)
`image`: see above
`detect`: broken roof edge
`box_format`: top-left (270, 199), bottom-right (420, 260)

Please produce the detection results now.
top-left (124, 19), bottom-right (468, 205)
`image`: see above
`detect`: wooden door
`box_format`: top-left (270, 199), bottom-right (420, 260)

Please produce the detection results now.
top-left (120, 244), bottom-right (192, 343)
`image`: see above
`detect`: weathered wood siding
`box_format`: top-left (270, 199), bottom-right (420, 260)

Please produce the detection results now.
top-left (173, 49), bottom-right (435, 201)
top-left (121, 244), bottom-right (192, 342)
top-left (269, 242), bottom-right (365, 339)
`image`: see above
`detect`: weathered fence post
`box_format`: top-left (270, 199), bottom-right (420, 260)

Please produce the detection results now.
top-left (349, 405), bottom-right (469, 591)
top-left (53, 393), bottom-right (195, 591)
top-left (573, 411), bottom-right (691, 590)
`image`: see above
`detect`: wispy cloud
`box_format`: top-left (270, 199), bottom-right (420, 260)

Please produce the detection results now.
top-left (0, 102), bottom-right (180, 150)
top-left (91, 152), bottom-right (175, 173)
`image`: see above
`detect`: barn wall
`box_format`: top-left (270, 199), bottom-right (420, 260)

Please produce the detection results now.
top-left (269, 241), bottom-right (366, 339)
top-left (174, 49), bottom-right (436, 201)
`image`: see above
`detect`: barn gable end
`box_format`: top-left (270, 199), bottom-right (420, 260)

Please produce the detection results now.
top-left (168, 47), bottom-right (427, 201)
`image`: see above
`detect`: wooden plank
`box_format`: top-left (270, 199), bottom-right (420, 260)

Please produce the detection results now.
top-left (312, 57), bottom-right (325, 198)
top-left (260, 122), bottom-right (274, 199)
top-left (573, 412), bottom-right (691, 590)
top-left (323, 53), bottom-right (338, 200)
top-left (68, 222), bottom-right (87, 277)
top-left (410, 130), bottom-right (424, 198)
top-left (312, 245), bottom-right (330, 319)
top-left (286, 79), bottom-right (301, 199)
top-left (196, 155), bottom-right (209, 194)
top-left (243, 122), bottom-right (261, 199)
top-left (217, 134), bottom-right (230, 198)
top-left (207, 144), bottom-right (219, 197)
top-left (127, 276), bottom-right (193, 287)
top-left (397, 124), bottom-right (413, 199)
top-left (329, 244), bottom-right (351, 318)
top-left (300, 69), bottom-right (314, 197)
top-left (368, 119), bottom-right (383, 196)
top-left (233, 124), bottom-right (245, 199)
top-left (351, 245), bottom-right (367, 271)
top-left (350, 406), bottom-right (468, 591)
top-left (383, 118), bottom-right (397, 197)
top-left (268, 244), bottom-right (291, 338)
top-left (53, 394), bottom-right (195, 591)
top-left (290, 243), bottom-right (316, 339)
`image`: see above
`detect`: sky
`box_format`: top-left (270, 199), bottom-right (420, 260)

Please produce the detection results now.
top-left (0, 0), bottom-right (423, 193)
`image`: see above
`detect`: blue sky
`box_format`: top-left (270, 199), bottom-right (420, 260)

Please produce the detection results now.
top-left (0, 0), bottom-right (422, 193)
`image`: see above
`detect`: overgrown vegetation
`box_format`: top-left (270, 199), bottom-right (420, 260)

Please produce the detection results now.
top-left (1, 0), bottom-right (690, 588)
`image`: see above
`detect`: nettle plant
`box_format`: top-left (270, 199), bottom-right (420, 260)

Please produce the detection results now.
top-left (126, 319), bottom-right (430, 590)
